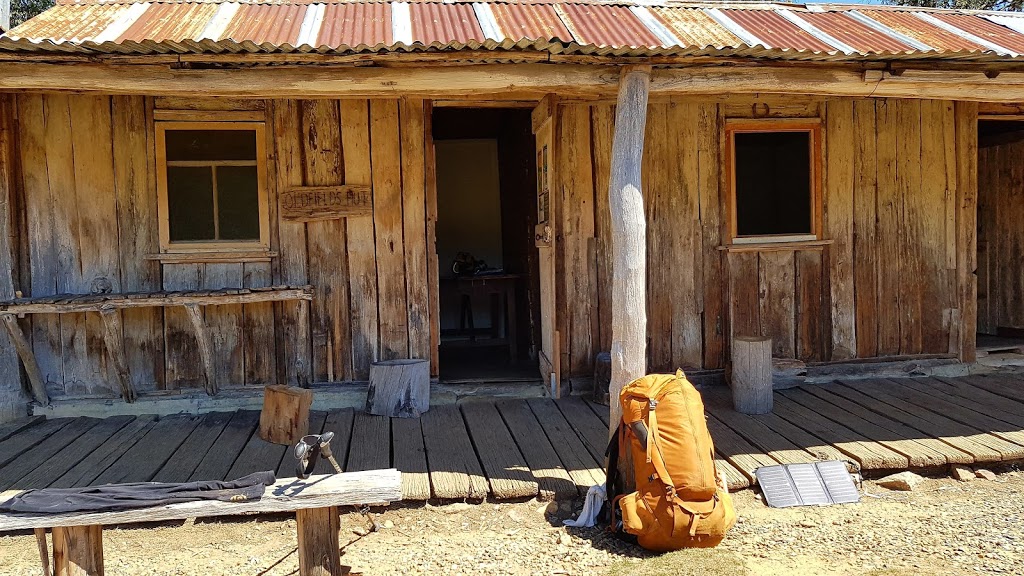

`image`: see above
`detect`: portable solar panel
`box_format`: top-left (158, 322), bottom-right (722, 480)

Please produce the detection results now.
top-left (755, 461), bottom-right (861, 508)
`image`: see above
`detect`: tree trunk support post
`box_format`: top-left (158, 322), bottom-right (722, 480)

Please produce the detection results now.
top-left (296, 506), bottom-right (342, 576)
top-left (608, 65), bottom-right (651, 440)
top-left (52, 525), bottom-right (103, 576)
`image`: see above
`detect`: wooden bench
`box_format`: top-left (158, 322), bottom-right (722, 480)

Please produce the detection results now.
top-left (0, 285), bottom-right (313, 405)
top-left (0, 469), bottom-right (401, 576)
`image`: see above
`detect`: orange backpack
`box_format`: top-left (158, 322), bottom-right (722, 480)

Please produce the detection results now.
top-left (610, 371), bottom-right (736, 551)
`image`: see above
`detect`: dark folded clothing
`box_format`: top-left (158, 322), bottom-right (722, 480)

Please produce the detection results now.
top-left (0, 471), bottom-right (276, 514)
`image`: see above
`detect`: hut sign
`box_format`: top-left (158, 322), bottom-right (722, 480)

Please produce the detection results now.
top-left (280, 185), bottom-right (372, 221)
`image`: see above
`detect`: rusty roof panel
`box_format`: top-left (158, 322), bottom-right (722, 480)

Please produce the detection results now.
top-left (317, 3), bottom-right (391, 48)
top-left (221, 3), bottom-right (305, 46)
top-left (557, 4), bottom-right (662, 48)
top-left (409, 2), bottom-right (485, 45)
top-left (860, 9), bottom-right (985, 52)
top-left (490, 3), bottom-right (570, 42)
top-left (118, 3), bottom-right (218, 43)
top-left (722, 9), bottom-right (833, 52)
top-left (799, 10), bottom-right (914, 54)
top-left (650, 7), bottom-right (739, 48)
top-left (930, 12), bottom-right (1024, 53)
top-left (11, 4), bottom-right (125, 42)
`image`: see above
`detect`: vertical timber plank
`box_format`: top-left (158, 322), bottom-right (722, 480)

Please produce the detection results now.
top-left (643, 103), bottom-right (670, 372)
top-left (671, 101), bottom-right (704, 370)
top-left (699, 103), bottom-right (724, 369)
top-left (423, 101), bottom-right (440, 377)
top-left (824, 100), bottom-right (856, 360)
top-left (203, 263), bottom-right (244, 387)
top-left (852, 99), bottom-right (878, 359)
top-left (243, 262), bottom-right (276, 385)
top-left (955, 101), bottom-right (979, 362)
top-left (728, 252), bottom-right (759, 340)
top-left (918, 100), bottom-right (952, 354)
top-left (400, 98), bottom-right (430, 362)
top-left (875, 99), bottom-right (901, 356)
top-left (163, 263), bottom-right (203, 389)
top-left (895, 98), bottom-right (923, 354)
top-left (0, 95), bottom-right (24, 415)
top-left (591, 104), bottom-right (615, 356)
top-left (759, 251), bottom-right (796, 358)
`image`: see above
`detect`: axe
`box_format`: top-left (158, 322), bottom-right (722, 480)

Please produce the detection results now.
top-left (294, 432), bottom-right (343, 479)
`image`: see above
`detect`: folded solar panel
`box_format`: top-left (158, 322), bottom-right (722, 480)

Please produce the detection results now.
top-left (755, 460), bottom-right (861, 508)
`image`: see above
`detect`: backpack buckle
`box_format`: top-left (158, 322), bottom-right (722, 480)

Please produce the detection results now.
top-left (648, 399), bottom-right (658, 411)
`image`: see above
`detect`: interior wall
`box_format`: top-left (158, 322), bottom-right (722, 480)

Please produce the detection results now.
top-left (12, 94), bottom-right (433, 398)
top-left (978, 124), bottom-right (1024, 334)
top-left (556, 96), bottom-right (977, 379)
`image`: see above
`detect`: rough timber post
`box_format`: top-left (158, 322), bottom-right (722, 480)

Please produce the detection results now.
top-left (608, 66), bottom-right (651, 439)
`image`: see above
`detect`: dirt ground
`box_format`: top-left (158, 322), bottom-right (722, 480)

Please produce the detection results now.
top-left (2, 467), bottom-right (1022, 576)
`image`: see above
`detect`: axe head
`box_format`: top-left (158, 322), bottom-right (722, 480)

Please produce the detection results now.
top-left (294, 432), bottom-right (336, 479)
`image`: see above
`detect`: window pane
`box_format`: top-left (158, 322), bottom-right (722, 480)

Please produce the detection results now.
top-left (165, 129), bottom-right (257, 161)
top-left (167, 166), bottom-right (215, 242)
top-left (216, 166), bottom-right (261, 240)
top-left (734, 131), bottom-right (812, 237)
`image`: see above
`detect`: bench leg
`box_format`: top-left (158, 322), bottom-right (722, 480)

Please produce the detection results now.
top-left (52, 525), bottom-right (103, 576)
top-left (296, 507), bottom-right (341, 576)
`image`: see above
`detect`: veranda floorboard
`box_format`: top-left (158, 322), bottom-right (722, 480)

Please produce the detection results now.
top-left (277, 411), bottom-right (327, 479)
top-left (495, 400), bottom-right (577, 501)
top-left (829, 381), bottom-right (1006, 463)
top-left (781, 387), bottom-right (952, 468)
top-left (8, 415), bottom-right (135, 490)
top-left (586, 400), bottom-right (610, 427)
top-left (0, 418), bottom-right (74, 470)
top-left (391, 416), bottom-right (430, 500)
top-left (866, 379), bottom-right (1024, 459)
top-left (188, 410), bottom-right (259, 482)
top-left (315, 408), bottom-right (354, 475)
top-left (798, 383), bottom-right (966, 463)
top-left (462, 401), bottom-right (538, 499)
top-left (715, 457), bottom-right (750, 491)
top-left (0, 416), bottom-right (45, 443)
top-left (771, 395), bottom-right (909, 470)
top-left (555, 397), bottom-right (610, 464)
top-left (923, 377), bottom-right (1024, 427)
top-left (527, 398), bottom-right (605, 491)
top-left (421, 404), bottom-right (488, 499)
top-left (225, 415), bottom-right (289, 480)
top-left (0, 417), bottom-right (103, 490)
top-left (93, 414), bottom-right (205, 484)
top-left (961, 374), bottom-right (1024, 404)
top-left (704, 413), bottom-right (779, 483)
top-left (347, 412), bottom-right (391, 473)
top-left (50, 415), bottom-right (158, 488)
top-left (152, 412), bottom-right (234, 483)
top-left (702, 390), bottom-right (818, 465)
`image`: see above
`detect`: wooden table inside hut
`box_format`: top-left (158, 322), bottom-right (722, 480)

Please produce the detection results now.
top-left (439, 274), bottom-right (520, 360)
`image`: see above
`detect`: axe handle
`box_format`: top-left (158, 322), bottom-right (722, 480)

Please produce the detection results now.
top-left (326, 454), bottom-right (343, 474)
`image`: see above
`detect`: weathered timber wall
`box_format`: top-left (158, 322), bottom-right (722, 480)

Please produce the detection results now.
top-left (556, 96), bottom-right (977, 378)
top-left (978, 136), bottom-right (1024, 334)
top-left (11, 95), bottom-right (432, 398)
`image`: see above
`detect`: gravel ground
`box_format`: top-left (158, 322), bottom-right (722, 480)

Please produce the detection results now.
top-left (2, 467), bottom-right (1022, 576)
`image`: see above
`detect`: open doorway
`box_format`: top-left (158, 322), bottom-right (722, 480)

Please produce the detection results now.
top-left (977, 119), bottom-right (1024, 356)
top-left (432, 107), bottom-right (541, 382)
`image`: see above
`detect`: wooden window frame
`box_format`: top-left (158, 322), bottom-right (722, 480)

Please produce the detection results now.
top-left (155, 121), bottom-right (271, 254)
top-left (725, 119), bottom-right (823, 245)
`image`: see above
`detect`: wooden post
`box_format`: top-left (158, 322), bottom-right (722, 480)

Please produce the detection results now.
top-left (259, 385), bottom-right (313, 445)
top-left (52, 525), bottom-right (103, 576)
top-left (366, 359), bottom-right (429, 418)
top-left (731, 336), bottom-right (773, 414)
top-left (1, 313), bottom-right (49, 406)
top-left (98, 307), bottom-right (138, 403)
top-left (607, 65), bottom-right (651, 439)
top-left (296, 506), bottom-right (341, 576)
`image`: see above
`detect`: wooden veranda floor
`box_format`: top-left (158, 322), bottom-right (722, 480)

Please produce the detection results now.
top-left (2, 374), bottom-right (1024, 501)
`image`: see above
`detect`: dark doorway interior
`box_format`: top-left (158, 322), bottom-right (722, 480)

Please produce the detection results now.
top-left (432, 107), bottom-right (540, 382)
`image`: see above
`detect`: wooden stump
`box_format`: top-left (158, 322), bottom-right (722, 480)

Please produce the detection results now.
top-left (52, 525), bottom-right (103, 576)
top-left (592, 352), bottom-right (612, 406)
top-left (259, 385), bottom-right (313, 445)
top-left (731, 336), bottom-right (773, 414)
top-left (296, 507), bottom-right (341, 576)
top-left (366, 359), bottom-right (429, 418)
top-left (772, 357), bottom-right (807, 390)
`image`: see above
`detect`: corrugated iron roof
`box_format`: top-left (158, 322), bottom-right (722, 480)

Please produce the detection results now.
top-left (8, 1), bottom-right (1024, 62)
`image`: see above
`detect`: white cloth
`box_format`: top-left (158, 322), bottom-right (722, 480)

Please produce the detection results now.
top-left (563, 485), bottom-right (607, 528)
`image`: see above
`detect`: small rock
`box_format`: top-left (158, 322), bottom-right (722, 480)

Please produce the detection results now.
top-left (976, 469), bottom-right (998, 481)
top-left (952, 464), bottom-right (974, 482)
top-left (799, 519), bottom-right (818, 528)
top-left (556, 532), bottom-right (572, 546)
top-left (877, 471), bottom-right (924, 491)
top-left (382, 520), bottom-right (395, 529)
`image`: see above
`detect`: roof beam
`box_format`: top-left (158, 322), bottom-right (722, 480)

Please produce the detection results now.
top-left (0, 62), bottom-right (1022, 103)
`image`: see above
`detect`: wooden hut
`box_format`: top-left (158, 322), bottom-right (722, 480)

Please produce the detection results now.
top-left (0, 0), bottom-right (1023, 420)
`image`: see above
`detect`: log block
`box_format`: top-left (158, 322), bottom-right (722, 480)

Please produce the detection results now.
top-left (296, 507), bottom-right (341, 576)
top-left (52, 525), bottom-right (103, 576)
top-left (259, 385), bottom-right (313, 445)
top-left (731, 336), bottom-right (773, 414)
top-left (592, 351), bottom-right (612, 406)
top-left (366, 359), bottom-right (429, 418)
top-left (772, 357), bottom-right (807, 390)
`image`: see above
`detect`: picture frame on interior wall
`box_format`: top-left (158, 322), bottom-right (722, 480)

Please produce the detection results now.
top-left (154, 120), bottom-right (272, 254)
top-left (725, 119), bottom-right (823, 245)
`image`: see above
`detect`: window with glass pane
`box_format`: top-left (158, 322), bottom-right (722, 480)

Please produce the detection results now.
top-left (163, 128), bottom-right (261, 243)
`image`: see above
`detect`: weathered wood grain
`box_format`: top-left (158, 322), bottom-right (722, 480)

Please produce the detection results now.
top-left (591, 104), bottom-right (615, 357)
top-left (670, 102), bottom-right (705, 371)
top-left (895, 99), bottom-right (924, 355)
top-left (1, 314), bottom-right (48, 405)
top-left (728, 252), bottom-right (759, 341)
top-left (203, 263), bottom-right (244, 388)
top-left (904, 377), bottom-right (1024, 431)
top-left (0, 418), bottom-right (73, 470)
top-left (643, 103), bottom-right (670, 373)
top-left (50, 415), bottom-right (157, 488)
top-left (340, 100), bottom-right (379, 380)
top-left (496, 400), bottom-right (577, 500)
top-left (555, 397), bottom-right (609, 464)
top-left (824, 100), bottom-right (856, 360)
top-left (0, 417), bottom-right (45, 443)
top-left (874, 99), bottom-right (901, 356)
top-left (296, 506), bottom-right (341, 576)
top-left (401, 98), bottom-right (431, 364)
top-left (152, 411), bottom-right (234, 483)
top-left (423, 101), bottom-right (440, 377)
top-left (163, 264), bottom-right (204, 389)
top-left (954, 102), bottom-right (978, 362)
top-left (930, 376), bottom-right (1024, 420)
top-left (391, 415), bottom-right (430, 500)
top-left (702, 390), bottom-right (816, 465)
top-left (98, 308), bottom-right (137, 402)
top-left (314, 408), bottom-right (354, 475)
top-left (758, 251), bottom-right (796, 359)
top-left (93, 413), bottom-right (204, 484)
top-left (527, 398), bottom-right (604, 490)
top-left (242, 262), bottom-right (276, 385)
top-left (704, 413), bottom-right (779, 483)
top-left (184, 303), bottom-right (218, 395)
top-left (279, 410), bottom-right (327, 478)
top-left (462, 402), bottom-right (538, 499)
top-left (189, 410), bottom-right (260, 482)
top-left (852, 99), bottom-right (879, 359)
top-left (794, 250), bottom-right (824, 362)
top-left (347, 412), bottom-right (391, 473)
top-left (698, 103), bottom-right (724, 370)
top-left (420, 404), bottom-right (488, 499)
top-left (226, 413), bottom-right (289, 480)
top-left (0, 417), bottom-right (102, 490)
top-left (0, 96), bottom-right (22, 416)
